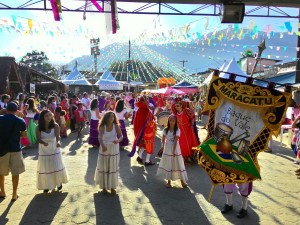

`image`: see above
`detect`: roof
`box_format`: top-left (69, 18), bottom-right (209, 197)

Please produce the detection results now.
top-left (101, 70), bottom-right (115, 81)
top-left (220, 58), bottom-right (248, 82)
top-left (0, 57), bottom-right (24, 94)
top-left (29, 68), bottom-right (65, 86)
top-left (241, 56), bottom-right (282, 63)
top-left (121, 0), bottom-right (299, 7)
top-left (64, 67), bottom-right (86, 80)
top-left (96, 69), bottom-right (123, 90)
top-left (266, 71), bottom-right (295, 84)
top-left (173, 80), bottom-right (198, 88)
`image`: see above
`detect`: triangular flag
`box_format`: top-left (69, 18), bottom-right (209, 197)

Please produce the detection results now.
top-left (28, 19), bottom-right (33, 31)
top-left (11, 15), bottom-right (17, 26)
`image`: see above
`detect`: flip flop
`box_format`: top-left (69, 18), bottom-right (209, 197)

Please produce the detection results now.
top-left (0, 195), bottom-right (6, 199)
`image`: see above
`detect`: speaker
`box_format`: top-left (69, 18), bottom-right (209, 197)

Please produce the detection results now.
top-left (221, 3), bottom-right (245, 23)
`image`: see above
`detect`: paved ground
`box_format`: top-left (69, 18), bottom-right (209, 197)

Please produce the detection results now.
top-left (0, 121), bottom-right (300, 225)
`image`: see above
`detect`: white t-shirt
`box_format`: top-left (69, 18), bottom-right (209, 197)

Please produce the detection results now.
top-left (81, 97), bottom-right (91, 110)
top-left (91, 110), bottom-right (100, 120)
top-left (163, 128), bottom-right (180, 144)
top-left (115, 109), bottom-right (127, 120)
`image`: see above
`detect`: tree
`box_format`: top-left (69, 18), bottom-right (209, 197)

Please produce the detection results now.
top-left (20, 50), bottom-right (58, 78)
top-left (241, 49), bottom-right (254, 58)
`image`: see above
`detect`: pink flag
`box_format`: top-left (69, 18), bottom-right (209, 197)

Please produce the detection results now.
top-left (50, 0), bottom-right (60, 21)
top-left (90, 0), bottom-right (103, 12)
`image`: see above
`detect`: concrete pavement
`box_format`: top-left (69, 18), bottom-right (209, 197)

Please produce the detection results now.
top-left (0, 122), bottom-right (300, 225)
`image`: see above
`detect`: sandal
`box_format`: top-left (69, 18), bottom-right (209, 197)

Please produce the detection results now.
top-left (102, 189), bottom-right (108, 194)
top-left (110, 189), bottom-right (117, 195)
top-left (181, 181), bottom-right (188, 188)
top-left (165, 182), bottom-right (172, 188)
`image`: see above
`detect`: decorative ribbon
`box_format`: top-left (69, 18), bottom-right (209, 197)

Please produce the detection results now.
top-left (90, 0), bottom-right (103, 12)
top-left (111, 0), bottom-right (117, 34)
top-left (50, 0), bottom-right (60, 21)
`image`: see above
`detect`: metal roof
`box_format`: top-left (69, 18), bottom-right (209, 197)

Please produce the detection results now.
top-left (1, 0), bottom-right (299, 18)
top-left (120, 0), bottom-right (299, 7)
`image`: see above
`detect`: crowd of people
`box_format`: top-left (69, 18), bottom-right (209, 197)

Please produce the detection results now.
top-left (1, 88), bottom-right (298, 219)
top-left (0, 90), bottom-right (204, 196)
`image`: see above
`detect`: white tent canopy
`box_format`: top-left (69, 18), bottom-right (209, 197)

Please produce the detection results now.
top-left (63, 67), bottom-right (92, 86)
top-left (64, 67), bottom-right (85, 80)
top-left (96, 70), bottom-right (123, 90)
top-left (219, 57), bottom-right (248, 82)
top-left (202, 58), bottom-right (248, 86)
top-left (202, 61), bottom-right (227, 86)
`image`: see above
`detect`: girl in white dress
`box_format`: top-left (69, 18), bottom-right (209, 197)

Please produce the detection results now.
top-left (94, 111), bottom-right (123, 195)
top-left (36, 110), bottom-right (68, 193)
top-left (157, 115), bottom-right (188, 188)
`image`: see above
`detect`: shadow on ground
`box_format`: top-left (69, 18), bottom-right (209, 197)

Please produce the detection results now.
top-left (19, 192), bottom-right (67, 224)
top-left (94, 193), bottom-right (125, 224)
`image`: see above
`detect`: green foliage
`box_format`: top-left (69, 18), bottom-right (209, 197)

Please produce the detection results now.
top-left (241, 49), bottom-right (254, 58)
top-left (20, 50), bottom-right (58, 78)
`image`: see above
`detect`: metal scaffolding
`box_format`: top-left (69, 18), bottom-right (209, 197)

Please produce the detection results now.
top-left (0, 0), bottom-right (299, 18)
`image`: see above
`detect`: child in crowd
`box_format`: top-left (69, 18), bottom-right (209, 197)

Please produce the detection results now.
top-left (60, 110), bottom-right (67, 138)
top-left (74, 103), bottom-right (86, 138)
top-left (55, 106), bottom-right (62, 125)
top-left (156, 115), bottom-right (188, 188)
top-left (94, 111), bottom-right (123, 195)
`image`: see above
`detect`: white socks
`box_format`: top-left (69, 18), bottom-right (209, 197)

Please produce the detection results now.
top-left (241, 196), bottom-right (248, 210)
top-left (225, 193), bottom-right (233, 206)
top-left (138, 148), bottom-right (145, 158)
top-left (145, 154), bottom-right (151, 163)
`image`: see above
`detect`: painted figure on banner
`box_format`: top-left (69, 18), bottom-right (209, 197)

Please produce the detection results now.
top-left (195, 70), bottom-right (292, 218)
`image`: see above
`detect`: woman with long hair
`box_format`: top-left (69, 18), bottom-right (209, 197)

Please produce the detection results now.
top-left (114, 99), bottom-right (131, 147)
top-left (94, 111), bottom-right (123, 195)
top-left (36, 110), bottom-right (68, 193)
top-left (47, 96), bottom-right (56, 114)
top-left (88, 99), bottom-right (102, 148)
top-left (24, 98), bottom-right (39, 145)
top-left (156, 115), bottom-right (188, 188)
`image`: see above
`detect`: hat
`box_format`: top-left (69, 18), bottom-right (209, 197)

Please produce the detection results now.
top-left (100, 91), bottom-right (106, 96)
top-left (6, 102), bottom-right (18, 112)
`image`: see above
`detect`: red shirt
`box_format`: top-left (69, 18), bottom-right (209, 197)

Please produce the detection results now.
top-left (74, 109), bottom-right (85, 123)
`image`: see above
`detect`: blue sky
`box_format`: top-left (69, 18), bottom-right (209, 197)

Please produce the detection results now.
top-left (0, 3), bottom-right (298, 64)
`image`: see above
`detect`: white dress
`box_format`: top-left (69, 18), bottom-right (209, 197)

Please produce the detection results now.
top-left (156, 128), bottom-right (188, 182)
top-left (94, 124), bottom-right (120, 189)
top-left (36, 129), bottom-right (68, 190)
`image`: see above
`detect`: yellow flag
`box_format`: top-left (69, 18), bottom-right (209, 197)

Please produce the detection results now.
top-left (28, 19), bottom-right (33, 31)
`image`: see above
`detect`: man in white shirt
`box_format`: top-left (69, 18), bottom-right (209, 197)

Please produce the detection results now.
top-left (81, 92), bottom-right (91, 125)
